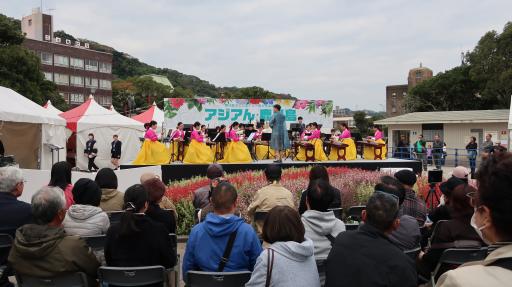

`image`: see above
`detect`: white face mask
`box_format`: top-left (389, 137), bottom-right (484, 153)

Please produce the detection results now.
top-left (470, 211), bottom-right (491, 245)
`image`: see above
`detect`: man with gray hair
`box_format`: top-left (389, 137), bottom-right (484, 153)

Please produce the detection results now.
top-left (8, 186), bottom-right (99, 286)
top-left (325, 192), bottom-right (417, 287)
top-left (0, 166), bottom-right (31, 237)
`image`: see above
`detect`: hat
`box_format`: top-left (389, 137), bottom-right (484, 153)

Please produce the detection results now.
top-left (394, 170), bottom-right (417, 186)
top-left (452, 166), bottom-right (469, 180)
top-left (439, 177), bottom-right (465, 196)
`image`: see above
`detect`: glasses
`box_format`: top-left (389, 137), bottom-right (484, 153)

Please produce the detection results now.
top-left (466, 191), bottom-right (479, 208)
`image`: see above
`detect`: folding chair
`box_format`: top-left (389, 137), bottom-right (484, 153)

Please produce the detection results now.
top-left (99, 265), bottom-right (166, 287)
top-left (82, 234), bottom-right (106, 251)
top-left (345, 223), bottom-right (359, 231)
top-left (404, 246), bottom-right (421, 261)
top-left (346, 206), bottom-right (366, 222)
top-left (168, 233), bottom-right (179, 287)
top-left (107, 211), bottom-right (125, 225)
top-left (16, 272), bottom-right (88, 287)
top-left (316, 257), bottom-right (328, 286)
top-left (431, 248), bottom-right (488, 286)
top-left (187, 271), bottom-right (252, 287)
top-left (327, 208), bottom-right (343, 220)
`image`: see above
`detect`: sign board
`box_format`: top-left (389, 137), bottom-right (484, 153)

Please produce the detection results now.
top-left (163, 98), bottom-right (333, 129)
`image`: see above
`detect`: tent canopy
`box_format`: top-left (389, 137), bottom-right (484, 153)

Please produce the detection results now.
top-left (132, 102), bottom-right (164, 125)
top-left (43, 100), bottom-right (64, 116)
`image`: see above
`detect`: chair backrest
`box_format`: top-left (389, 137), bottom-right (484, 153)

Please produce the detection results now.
top-left (98, 266), bottom-right (166, 287)
top-left (107, 211), bottom-right (125, 224)
top-left (0, 233), bottom-right (13, 265)
top-left (315, 258), bottom-right (327, 278)
top-left (346, 205), bottom-right (366, 222)
top-left (16, 272), bottom-right (88, 287)
top-left (327, 208), bottom-right (343, 220)
top-left (404, 246), bottom-right (421, 261)
top-left (431, 248), bottom-right (488, 284)
top-left (254, 211), bottom-right (268, 222)
top-left (187, 271), bottom-right (252, 287)
top-left (428, 220), bottom-right (449, 249)
top-left (82, 234), bottom-right (106, 251)
top-left (345, 223), bottom-right (359, 231)
top-left (169, 233), bottom-right (177, 249)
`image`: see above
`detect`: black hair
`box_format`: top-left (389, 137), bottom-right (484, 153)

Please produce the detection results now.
top-left (374, 176), bottom-right (406, 206)
top-left (374, 125), bottom-right (382, 131)
top-left (201, 124), bottom-right (206, 129)
top-left (220, 124), bottom-right (226, 130)
top-left (331, 129), bottom-right (336, 133)
top-left (206, 164), bottom-right (224, 180)
top-left (49, 161), bottom-right (72, 191)
top-left (193, 121), bottom-right (201, 128)
top-left (144, 123), bottom-right (150, 130)
top-left (211, 182), bottom-right (238, 213)
top-left (309, 165), bottom-right (330, 184)
top-left (307, 179), bottom-right (334, 212)
top-left (273, 104), bottom-right (281, 111)
top-left (94, 168), bottom-right (118, 189)
top-left (149, 120), bottom-right (157, 127)
top-left (72, 178), bottom-right (101, 206)
top-left (230, 122), bottom-right (239, 132)
top-left (88, 133), bottom-right (94, 138)
top-left (298, 116), bottom-right (303, 120)
top-left (177, 122), bottom-right (183, 128)
top-left (113, 134), bottom-right (118, 138)
top-left (341, 123), bottom-right (348, 129)
top-left (256, 123), bottom-right (263, 129)
top-left (265, 164), bottom-right (282, 182)
top-left (366, 192), bottom-right (399, 232)
top-left (120, 184), bottom-right (148, 236)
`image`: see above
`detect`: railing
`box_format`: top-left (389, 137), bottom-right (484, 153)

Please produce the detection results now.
top-left (386, 146), bottom-right (487, 168)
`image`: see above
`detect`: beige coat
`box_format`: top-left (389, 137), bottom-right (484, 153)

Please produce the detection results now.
top-left (247, 183), bottom-right (295, 235)
top-left (99, 188), bottom-right (124, 212)
top-left (437, 244), bottom-right (512, 287)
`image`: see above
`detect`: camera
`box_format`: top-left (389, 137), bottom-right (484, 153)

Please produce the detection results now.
top-left (428, 169), bottom-right (443, 184)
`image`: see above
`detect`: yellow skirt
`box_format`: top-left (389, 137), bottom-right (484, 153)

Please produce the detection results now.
top-left (219, 141), bottom-right (252, 163)
top-left (132, 140), bottom-right (171, 165)
top-left (328, 138), bottom-right (357, 161)
top-left (296, 139), bottom-right (327, 161)
top-left (256, 144), bottom-right (274, 160)
top-left (183, 140), bottom-right (213, 164)
top-left (363, 139), bottom-right (387, 160)
top-left (168, 141), bottom-right (188, 162)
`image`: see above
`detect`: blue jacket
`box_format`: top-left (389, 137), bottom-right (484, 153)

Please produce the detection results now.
top-left (0, 192), bottom-right (32, 237)
top-left (182, 213), bottom-right (262, 281)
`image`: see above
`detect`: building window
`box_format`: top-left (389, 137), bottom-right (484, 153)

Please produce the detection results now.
top-left (54, 54), bottom-right (69, 67)
top-left (70, 76), bottom-right (84, 87)
top-left (43, 71), bottom-right (53, 81)
top-left (39, 52), bottom-right (53, 65)
top-left (99, 62), bottom-right (112, 73)
top-left (85, 77), bottom-right (98, 88)
top-left (59, 92), bottom-right (69, 103)
top-left (99, 79), bottom-right (111, 90)
top-left (70, 57), bottom-right (84, 69)
top-left (85, 59), bottom-right (99, 71)
top-left (70, 93), bottom-right (84, 104)
top-left (54, 73), bottom-right (69, 85)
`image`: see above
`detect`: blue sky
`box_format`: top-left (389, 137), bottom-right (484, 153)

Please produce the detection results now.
top-left (2, 0), bottom-right (511, 110)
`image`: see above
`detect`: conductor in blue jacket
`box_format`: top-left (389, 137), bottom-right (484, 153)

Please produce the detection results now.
top-left (182, 181), bottom-right (262, 283)
top-left (269, 104), bottom-right (290, 163)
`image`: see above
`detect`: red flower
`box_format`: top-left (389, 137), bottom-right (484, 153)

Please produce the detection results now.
top-left (249, 99), bottom-right (262, 104)
top-left (169, 98), bottom-right (185, 109)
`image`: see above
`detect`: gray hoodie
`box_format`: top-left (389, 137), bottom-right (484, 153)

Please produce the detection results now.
top-left (63, 204), bottom-right (110, 236)
top-left (245, 239), bottom-right (320, 287)
top-left (301, 210), bottom-right (346, 258)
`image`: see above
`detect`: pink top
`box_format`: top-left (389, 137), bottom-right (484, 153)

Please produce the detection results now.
top-left (340, 129), bottom-right (351, 139)
top-left (254, 131), bottom-right (263, 141)
top-left (191, 130), bottom-right (204, 143)
top-left (144, 128), bottom-right (158, 142)
top-left (171, 129), bottom-right (184, 140)
top-left (305, 129), bottom-right (321, 140)
top-left (374, 130), bottom-right (383, 140)
top-left (226, 130), bottom-right (240, 142)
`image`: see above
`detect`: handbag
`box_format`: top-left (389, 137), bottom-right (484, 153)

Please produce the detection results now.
top-left (265, 248), bottom-right (275, 287)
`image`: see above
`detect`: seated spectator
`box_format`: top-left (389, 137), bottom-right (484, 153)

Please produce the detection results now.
top-left (8, 186), bottom-right (99, 286)
top-left (63, 178), bottom-right (110, 236)
top-left (394, 169), bottom-right (427, 225)
top-left (192, 164), bottom-right (224, 209)
top-left (105, 184), bottom-right (175, 268)
top-left (452, 166), bottom-right (469, 183)
top-left (48, 161), bottom-right (74, 209)
top-left (325, 192), bottom-right (417, 287)
top-left (246, 206), bottom-right (320, 287)
top-left (95, 168), bottom-right (124, 211)
top-left (142, 177), bottom-right (176, 233)
top-left (438, 152), bottom-right (512, 286)
top-left (140, 172), bottom-right (160, 184)
top-left (248, 164), bottom-right (295, 236)
top-left (182, 182), bottom-right (262, 283)
top-left (299, 165), bottom-right (341, 214)
top-left (377, 176), bottom-right (421, 251)
top-left (417, 184), bottom-right (484, 278)
top-left (0, 166), bottom-right (32, 237)
top-left (140, 172), bottom-right (176, 212)
top-left (428, 177), bottom-right (466, 224)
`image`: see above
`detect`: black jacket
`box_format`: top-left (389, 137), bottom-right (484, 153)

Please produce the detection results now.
top-left (85, 139), bottom-right (97, 155)
top-left (298, 185), bottom-right (342, 215)
top-left (111, 140), bottom-right (122, 158)
top-left (0, 139), bottom-right (4, 156)
top-left (105, 215), bottom-right (176, 268)
top-left (146, 202), bottom-right (176, 234)
top-left (0, 192), bottom-right (32, 237)
top-left (325, 223), bottom-right (417, 287)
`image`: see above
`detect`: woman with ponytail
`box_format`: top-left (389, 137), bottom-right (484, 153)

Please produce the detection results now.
top-left (183, 121), bottom-right (214, 164)
top-left (219, 121), bottom-right (252, 163)
top-left (105, 184), bottom-right (176, 268)
top-left (132, 120), bottom-right (171, 165)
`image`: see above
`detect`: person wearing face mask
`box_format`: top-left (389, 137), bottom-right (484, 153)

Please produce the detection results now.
top-left (437, 152), bottom-right (512, 286)
top-left (132, 121), bottom-right (171, 165)
top-left (84, 133), bottom-right (99, 172)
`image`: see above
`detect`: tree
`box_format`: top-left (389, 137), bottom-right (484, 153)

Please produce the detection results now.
top-left (353, 111), bottom-right (369, 136)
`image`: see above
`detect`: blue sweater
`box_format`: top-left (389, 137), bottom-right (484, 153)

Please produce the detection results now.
top-left (182, 213), bottom-right (262, 281)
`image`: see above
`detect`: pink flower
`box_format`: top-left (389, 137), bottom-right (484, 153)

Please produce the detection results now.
top-left (315, 100), bottom-right (326, 107)
top-left (197, 98), bottom-right (207, 104)
top-left (293, 100), bottom-right (308, 110)
top-left (169, 98), bottom-right (185, 109)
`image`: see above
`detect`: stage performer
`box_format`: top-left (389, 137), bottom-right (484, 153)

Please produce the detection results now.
top-left (219, 122), bottom-right (252, 163)
top-left (255, 124), bottom-right (274, 160)
top-left (269, 104), bottom-right (290, 163)
top-left (328, 123), bottom-right (357, 161)
top-left (110, 134), bottom-right (122, 169)
top-left (183, 122), bottom-right (213, 164)
top-left (84, 133), bottom-right (99, 172)
top-left (169, 122), bottom-right (186, 162)
top-left (363, 125), bottom-right (387, 160)
top-left (297, 116), bottom-right (306, 134)
top-left (296, 122), bottom-right (327, 161)
top-left (132, 121), bottom-right (171, 165)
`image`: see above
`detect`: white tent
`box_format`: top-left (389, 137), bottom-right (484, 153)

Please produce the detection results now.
top-left (60, 96), bottom-right (145, 170)
top-left (0, 86), bottom-right (67, 169)
top-left (44, 100), bottom-right (63, 115)
top-left (132, 102), bottom-right (165, 133)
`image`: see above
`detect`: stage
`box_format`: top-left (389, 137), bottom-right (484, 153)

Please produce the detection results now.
top-left (122, 158), bottom-right (422, 182)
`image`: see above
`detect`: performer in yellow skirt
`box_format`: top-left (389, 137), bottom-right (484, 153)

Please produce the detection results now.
top-left (219, 122), bottom-right (252, 163)
top-left (254, 124), bottom-right (274, 160)
top-left (363, 125), bottom-right (387, 160)
top-left (133, 121), bottom-right (171, 165)
top-left (168, 122), bottom-right (186, 162)
top-left (296, 122), bottom-right (327, 161)
top-left (183, 122), bottom-right (213, 164)
top-left (328, 123), bottom-right (357, 160)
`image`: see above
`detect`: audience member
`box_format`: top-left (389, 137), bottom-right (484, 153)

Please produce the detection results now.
top-left (192, 164), bottom-right (224, 209)
top-left (182, 182), bottom-right (262, 283)
top-left (246, 206), bottom-right (320, 287)
top-left (377, 176), bottom-right (421, 251)
top-left (140, 172), bottom-right (176, 212)
top-left (48, 161), bottom-right (74, 209)
top-left (417, 184), bottom-right (484, 278)
top-left (394, 169), bottom-right (427, 225)
top-left (139, 172), bottom-right (160, 184)
top-left (95, 168), bottom-right (124, 211)
top-left (0, 166), bottom-right (31, 237)
top-left (63, 178), bottom-right (109, 236)
top-left (142, 178), bottom-right (176, 233)
top-left (248, 164), bottom-right (295, 236)
top-left (105, 184), bottom-right (175, 268)
top-left (8, 186), bottom-right (99, 286)
top-left (438, 152), bottom-right (512, 286)
top-left (452, 166), bottom-right (469, 183)
top-left (325, 192), bottom-right (417, 287)
top-left (428, 177), bottom-right (466, 224)
top-left (299, 165), bottom-right (341, 214)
